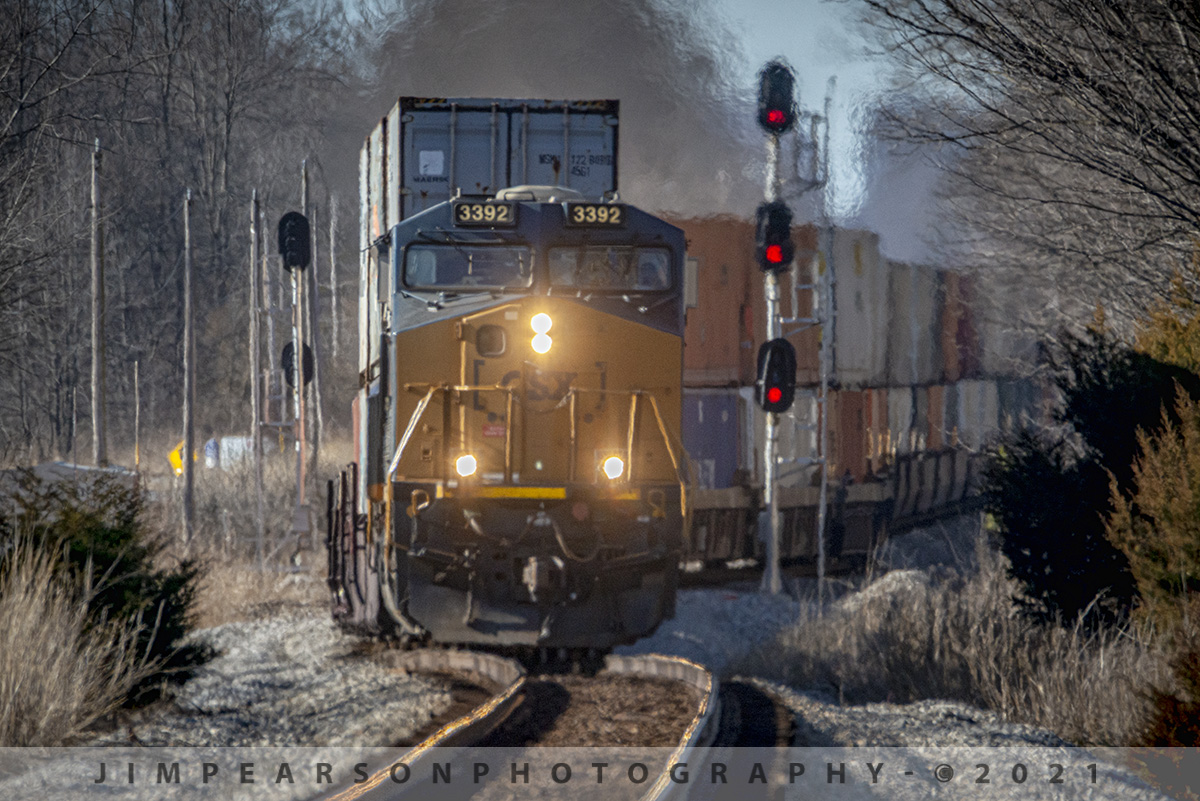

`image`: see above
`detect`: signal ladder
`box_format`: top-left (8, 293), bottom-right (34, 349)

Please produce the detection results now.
top-left (258, 238), bottom-right (294, 450)
top-left (777, 87), bottom-right (834, 599)
top-left (778, 236), bottom-right (834, 587)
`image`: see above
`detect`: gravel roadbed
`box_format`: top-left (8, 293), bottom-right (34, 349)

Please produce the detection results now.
top-left (87, 610), bottom-right (452, 746)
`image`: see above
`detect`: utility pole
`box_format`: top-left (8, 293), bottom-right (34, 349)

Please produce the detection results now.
top-left (263, 206), bottom-right (278, 425)
top-left (90, 138), bottom-right (108, 467)
top-left (134, 360), bottom-right (140, 472)
top-left (182, 189), bottom-right (195, 546)
top-left (298, 162), bottom-right (313, 550)
top-left (308, 200), bottom-right (325, 536)
top-left (251, 191), bottom-right (265, 569)
top-left (814, 84), bottom-right (836, 608)
top-left (330, 197), bottom-right (339, 359)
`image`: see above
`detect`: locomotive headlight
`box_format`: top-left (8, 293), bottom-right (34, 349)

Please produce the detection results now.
top-left (530, 313), bottom-right (553, 354)
top-left (602, 455), bottom-right (625, 480)
top-left (455, 454), bottom-right (478, 478)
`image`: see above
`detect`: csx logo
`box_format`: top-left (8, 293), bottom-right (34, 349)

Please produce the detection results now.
top-left (501, 369), bottom-right (577, 402)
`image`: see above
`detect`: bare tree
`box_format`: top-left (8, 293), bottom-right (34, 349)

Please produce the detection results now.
top-left (866, 0), bottom-right (1200, 328)
top-left (0, 0), bottom-right (352, 462)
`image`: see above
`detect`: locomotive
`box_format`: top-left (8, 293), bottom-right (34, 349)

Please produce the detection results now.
top-left (328, 99), bottom-right (688, 649)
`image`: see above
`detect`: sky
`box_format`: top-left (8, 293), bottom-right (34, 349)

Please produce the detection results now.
top-left (715, 0), bottom-right (943, 262)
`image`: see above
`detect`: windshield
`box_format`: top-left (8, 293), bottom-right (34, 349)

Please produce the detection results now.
top-left (404, 244), bottom-right (532, 289)
top-left (548, 246), bottom-right (671, 291)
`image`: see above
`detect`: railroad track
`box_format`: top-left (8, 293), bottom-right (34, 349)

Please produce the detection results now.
top-left (320, 649), bottom-right (729, 801)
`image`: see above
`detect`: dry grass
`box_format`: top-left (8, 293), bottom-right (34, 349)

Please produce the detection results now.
top-left (192, 557), bottom-right (326, 629)
top-left (152, 437), bottom-right (354, 563)
top-left (738, 541), bottom-right (1171, 746)
top-left (0, 537), bottom-right (159, 746)
top-left (170, 452), bottom-right (335, 629)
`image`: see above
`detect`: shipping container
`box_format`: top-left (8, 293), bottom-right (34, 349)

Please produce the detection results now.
top-left (669, 217), bottom-right (756, 387)
top-left (888, 386), bottom-right (916, 455)
top-left (363, 98), bottom-right (619, 240)
top-left (927, 384), bottom-right (945, 451)
top-left (831, 230), bottom-right (890, 387)
top-left (973, 287), bottom-right (1038, 378)
top-left (866, 387), bottom-right (889, 476)
top-left (832, 389), bottom-right (868, 482)
top-left (998, 378), bottom-right (1041, 432)
top-left (886, 260), bottom-right (943, 386)
top-left (682, 389), bottom-right (743, 489)
top-left (940, 272), bottom-right (980, 381)
top-left (957, 379), bottom-right (1001, 450)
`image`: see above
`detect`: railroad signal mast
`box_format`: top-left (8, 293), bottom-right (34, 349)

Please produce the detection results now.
top-left (278, 209), bottom-right (313, 547)
top-left (755, 60), bottom-right (833, 597)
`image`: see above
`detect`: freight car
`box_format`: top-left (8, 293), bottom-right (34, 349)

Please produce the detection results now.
top-left (328, 99), bottom-right (688, 649)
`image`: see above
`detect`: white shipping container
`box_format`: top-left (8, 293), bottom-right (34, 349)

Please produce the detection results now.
top-left (957, 380), bottom-right (1001, 450)
top-left (888, 387), bottom-right (916, 455)
top-left (886, 261), bottom-right (943, 386)
top-left (973, 284), bottom-right (1038, 378)
top-left (832, 229), bottom-right (890, 387)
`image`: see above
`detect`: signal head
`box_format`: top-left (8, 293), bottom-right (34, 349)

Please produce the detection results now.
top-left (278, 211), bottom-right (311, 271)
top-left (755, 201), bottom-right (795, 272)
top-left (757, 61), bottom-right (797, 134)
top-left (756, 338), bottom-right (797, 413)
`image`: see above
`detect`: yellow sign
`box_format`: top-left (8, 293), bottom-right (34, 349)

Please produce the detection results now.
top-left (168, 441), bottom-right (185, 475)
top-left (168, 440), bottom-right (198, 475)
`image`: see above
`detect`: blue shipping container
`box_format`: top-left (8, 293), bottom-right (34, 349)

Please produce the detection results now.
top-left (682, 390), bottom-right (742, 489)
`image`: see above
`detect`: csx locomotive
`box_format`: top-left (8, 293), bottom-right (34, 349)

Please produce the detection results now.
top-left (328, 98), bottom-right (688, 649)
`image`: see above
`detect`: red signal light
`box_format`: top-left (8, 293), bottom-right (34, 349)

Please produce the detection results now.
top-left (756, 338), bottom-right (797, 413)
top-left (758, 61), bottom-right (797, 134)
top-left (755, 201), bottom-right (794, 272)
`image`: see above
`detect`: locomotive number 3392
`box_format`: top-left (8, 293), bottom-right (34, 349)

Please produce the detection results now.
top-left (454, 202), bottom-right (515, 226)
top-left (566, 203), bottom-right (623, 226)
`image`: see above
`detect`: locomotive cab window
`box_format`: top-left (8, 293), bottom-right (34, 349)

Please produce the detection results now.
top-left (549, 246), bottom-right (672, 291)
top-left (404, 243), bottom-right (532, 290)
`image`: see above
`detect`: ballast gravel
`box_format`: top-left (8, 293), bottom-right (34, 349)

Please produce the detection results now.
top-left (88, 611), bottom-right (452, 747)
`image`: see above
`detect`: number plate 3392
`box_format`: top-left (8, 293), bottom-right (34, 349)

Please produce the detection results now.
top-left (453, 202), bottom-right (517, 226)
top-left (565, 203), bottom-right (624, 227)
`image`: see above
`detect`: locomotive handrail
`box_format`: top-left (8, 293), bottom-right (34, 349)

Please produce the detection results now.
top-left (389, 383), bottom-right (686, 502)
top-left (646, 392), bottom-right (692, 520)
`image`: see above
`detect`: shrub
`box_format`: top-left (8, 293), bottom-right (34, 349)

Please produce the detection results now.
top-left (1054, 328), bottom-right (1200, 494)
top-left (981, 327), bottom-right (1200, 627)
top-left (0, 472), bottom-right (210, 700)
top-left (982, 429), bottom-right (1136, 627)
top-left (1106, 392), bottom-right (1200, 629)
top-left (1135, 268), bottom-right (1200, 376)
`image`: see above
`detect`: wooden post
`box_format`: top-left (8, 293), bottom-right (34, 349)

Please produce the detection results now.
top-left (182, 189), bottom-right (195, 546)
top-left (133, 360), bottom-right (140, 472)
top-left (309, 202), bottom-right (324, 520)
top-left (330, 197), bottom-right (338, 359)
top-left (91, 138), bottom-right (108, 467)
top-left (251, 191), bottom-right (265, 568)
